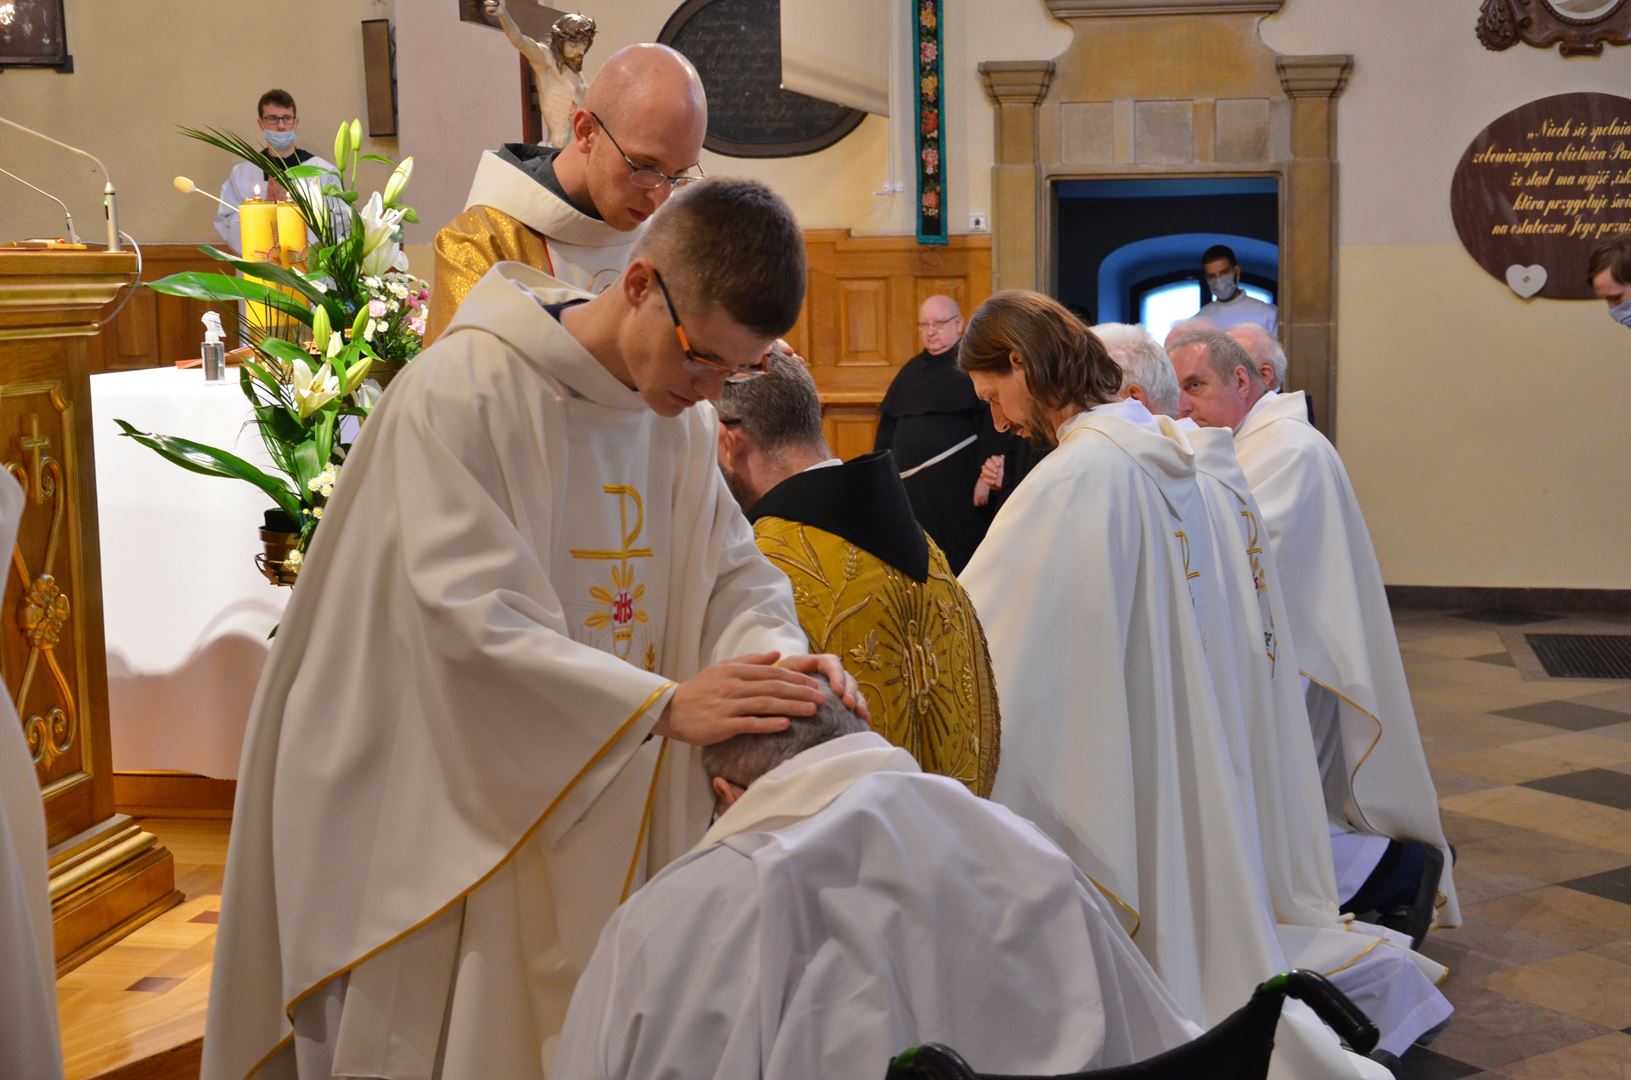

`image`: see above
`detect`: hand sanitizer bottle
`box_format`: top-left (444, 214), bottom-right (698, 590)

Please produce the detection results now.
top-left (201, 311), bottom-right (227, 382)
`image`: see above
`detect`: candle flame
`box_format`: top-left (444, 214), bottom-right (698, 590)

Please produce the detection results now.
top-left (252, 183), bottom-right (262, 200)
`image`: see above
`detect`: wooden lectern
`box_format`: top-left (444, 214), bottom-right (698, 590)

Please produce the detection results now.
top-left (0, 249), bottom-right (180, 972)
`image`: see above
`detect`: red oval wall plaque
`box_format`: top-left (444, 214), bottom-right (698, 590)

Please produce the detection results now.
top-left (1450, 92), bottom-right (1631, 300)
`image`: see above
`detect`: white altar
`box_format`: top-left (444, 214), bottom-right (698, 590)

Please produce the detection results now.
top-left (91, 366), bottom-right (289, 779)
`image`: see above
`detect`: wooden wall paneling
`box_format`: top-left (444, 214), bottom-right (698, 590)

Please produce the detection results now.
top-left (792, 230), bottom-right (992, 451)
top-left (90, 244), bottom-right (242, 375)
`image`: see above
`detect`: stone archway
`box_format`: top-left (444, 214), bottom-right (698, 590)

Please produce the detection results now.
top-left (979, 0), bottom-right (1351, 436)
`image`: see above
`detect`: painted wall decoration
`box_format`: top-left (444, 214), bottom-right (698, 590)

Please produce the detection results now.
top-left (914, 0), bottom-right (947, 245)
top-left (1450, 92), bottom-right (1631, 299)
top-left (657, 0), bottom-right (866, 159)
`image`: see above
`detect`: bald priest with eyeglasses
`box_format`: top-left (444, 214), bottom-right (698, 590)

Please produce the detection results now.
top-left (425, 43), bottom-right (709, 342)
top-left (203, 179), bottom-right (868, 1080)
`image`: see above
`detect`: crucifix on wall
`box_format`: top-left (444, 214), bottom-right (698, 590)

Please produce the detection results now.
top-left (458, 0), bottom-right (593, 146)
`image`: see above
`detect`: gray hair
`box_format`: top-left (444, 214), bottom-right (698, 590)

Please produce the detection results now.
top-left (716, 352), bottom-right (829, 456)
top-left (1226, 324), bottom-right (1287, 391)
top-left (1163, 316), bottom-right (1216, 347)
top-left (1168, 328), bottom-right (1264, 392)
top-left (1093, 322), bottom-right (1180, 417)
top-left (700, 675), bottom-right (869, 789)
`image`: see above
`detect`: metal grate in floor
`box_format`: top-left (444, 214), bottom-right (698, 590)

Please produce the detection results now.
top-left (1524, 633), bottom-right (1631, 680)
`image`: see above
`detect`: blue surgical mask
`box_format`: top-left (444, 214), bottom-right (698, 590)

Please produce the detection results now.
top-left (1611, 297), bottom-right (1631, 328)
top-left (265, 128), bottom-right (298, 154)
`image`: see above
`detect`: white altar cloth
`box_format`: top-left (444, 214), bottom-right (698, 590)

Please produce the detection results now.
top-left (91, 367), bottom-right (289, 779)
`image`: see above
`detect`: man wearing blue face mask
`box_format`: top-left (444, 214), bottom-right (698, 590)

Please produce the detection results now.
top-left (1197, 244), bottom-right (1278, 335)
top-left (1589, 236), bottom-right (1631, 328)
top-left (213, 89), bottom-right (335, 255)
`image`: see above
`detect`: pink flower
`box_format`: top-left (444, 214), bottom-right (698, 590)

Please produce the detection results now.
top-left (408, 313), bottom-right (427, 337)
top-left (368, 298), bottom-right (389, 319)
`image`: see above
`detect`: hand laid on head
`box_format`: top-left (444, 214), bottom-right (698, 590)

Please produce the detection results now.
top-left (768, 338), bottom-right (807, 367)
top-left (653, 651), bottom-right (823, 745)
top-left (776, 652), bottom-right (870, 722)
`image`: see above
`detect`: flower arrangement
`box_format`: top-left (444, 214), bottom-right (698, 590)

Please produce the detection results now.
top-left (116, 120), bottom-right (424, 581)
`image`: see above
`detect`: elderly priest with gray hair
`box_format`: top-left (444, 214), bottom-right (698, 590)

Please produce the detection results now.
top-left (554, 676), bottom-right (1199, 1078)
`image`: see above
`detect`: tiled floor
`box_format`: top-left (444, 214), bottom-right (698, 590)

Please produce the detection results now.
top-left (1395, 609), bottom-right (1631, 1079)
top-left (49, 609), bottom-right (1631, 1078)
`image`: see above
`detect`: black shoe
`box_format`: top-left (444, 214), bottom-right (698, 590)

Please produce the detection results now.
top-left (1375, 842), bottom-right (1444, 950)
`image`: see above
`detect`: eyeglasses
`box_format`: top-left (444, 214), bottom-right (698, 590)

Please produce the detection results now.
top-left (259, 113), bottom-right (298, 129)
top-left (652, 270), bottom-right (768, 383)
top-left (591, 112), bottom-right (705, 191)
top-left (917, 315), bottom-right (960, 332)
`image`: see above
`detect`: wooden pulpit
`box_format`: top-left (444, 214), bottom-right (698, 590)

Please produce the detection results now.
top-left (0, 250), bottom-right (180, 972)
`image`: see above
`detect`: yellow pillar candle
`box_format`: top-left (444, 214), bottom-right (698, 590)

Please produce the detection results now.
top-left (238, 197), bottom-right (277, 261)
top-left (275, 201), bottom-right (307, 269)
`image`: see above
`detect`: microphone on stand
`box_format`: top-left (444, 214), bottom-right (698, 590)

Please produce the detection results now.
top-left (173, 176), bottom-right (238, 213)
top-left (0, 165), bottom-right (82, 244)
top-left (0, 115), bottom-right (121, 252)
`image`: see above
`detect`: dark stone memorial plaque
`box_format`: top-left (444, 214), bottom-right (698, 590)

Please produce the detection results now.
top-left (658, 0), bottom-right (866, 158)
top-left (1450, 92), bottom-right (1631, 300)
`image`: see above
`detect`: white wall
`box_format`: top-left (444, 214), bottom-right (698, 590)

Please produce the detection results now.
top-left (0, 0), bottom-right (400, 245)
top-left (1261, 0), bottom-right (1631, 588)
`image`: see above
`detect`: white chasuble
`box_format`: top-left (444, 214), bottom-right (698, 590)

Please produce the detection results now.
top-left (0, 475), bottom-right (64, 1080)
top-left (961, 404), bottom-right (1388, 1080)
top-left (556, 733), bottom-right (1200, 1078)
top-left (1232, 391), bottom-right (1458, 928)
top-left (1181, 422), bottom-right (1451, 1058)
top-left (466, 151), bottom-right (636, 294)
top-left (202, 263), bottom-right (806, 1080)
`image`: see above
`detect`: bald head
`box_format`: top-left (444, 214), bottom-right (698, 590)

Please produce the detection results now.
top-left (557, 44), bottom-right (709, 231)
top-left (1225, 324), bottom-right (1286, 391)
top-left (917, 294), bottom-right (964, 356)
top-left (586, 44), bottom-right (707, 133)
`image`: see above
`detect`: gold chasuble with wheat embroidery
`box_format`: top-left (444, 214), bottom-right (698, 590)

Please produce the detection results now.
top-left (747, 452), bottom-right (999, 796)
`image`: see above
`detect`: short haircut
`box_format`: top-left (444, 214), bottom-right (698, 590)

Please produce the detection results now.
top-left (1202, 244), bottom-right (1237, 267)
top-left (1093, 323), bottom-right (1179, 417)
top-left (258, 89), bottom-right (296, 117)
top-left (1169, 328), bottom-right (1263, 391)
top-left (700, 676), bottom-right (869, 789)
top-left (717, 352), bottom-right (828, 455)
top-left (1589, 235), bottom-right (1631, 286)
top-left (632, 178), bottom-right (807, 338)
top-left (1227, 323), bottom-right (1288, 389)
top-left (957, 290), bottom-right (1123, 412)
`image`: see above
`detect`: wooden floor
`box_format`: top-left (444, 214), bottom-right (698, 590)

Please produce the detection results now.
top-left (57, 817), bottom-right (226, 1080)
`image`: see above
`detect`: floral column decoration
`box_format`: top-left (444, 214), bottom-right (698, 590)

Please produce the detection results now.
top-left (914, 0), bottom-right (947, 245)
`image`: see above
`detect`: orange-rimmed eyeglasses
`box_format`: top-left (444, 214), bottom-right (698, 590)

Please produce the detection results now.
top-left (652, 270), bottom-right (768, 384)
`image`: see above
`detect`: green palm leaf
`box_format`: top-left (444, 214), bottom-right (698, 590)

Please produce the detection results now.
top-left (113, 419), bottom-right (302, 520)
top-left (148, 272), bottom-right (314, 326)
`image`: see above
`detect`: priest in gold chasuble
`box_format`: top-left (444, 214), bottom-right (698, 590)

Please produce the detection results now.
top-left (718, 355), bottom-right (1000, 795)
top-left (426, 44), bottom-right (709, 341)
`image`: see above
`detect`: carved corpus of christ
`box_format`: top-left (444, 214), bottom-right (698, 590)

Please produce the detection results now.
top-left (484, 1), bottom-right (597, 148)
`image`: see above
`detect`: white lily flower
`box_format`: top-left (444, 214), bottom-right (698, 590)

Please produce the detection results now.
top-left (290, 361), bottom-right (341, 419)
top-left (358, 192), bottom-right (408, 278)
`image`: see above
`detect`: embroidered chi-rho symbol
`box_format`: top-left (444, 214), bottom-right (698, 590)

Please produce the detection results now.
top-left (571, 485), bottom-right (654, 661)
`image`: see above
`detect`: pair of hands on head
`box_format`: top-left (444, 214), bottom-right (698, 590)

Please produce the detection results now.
top-left (653, 652), bottom-right (867, 746)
